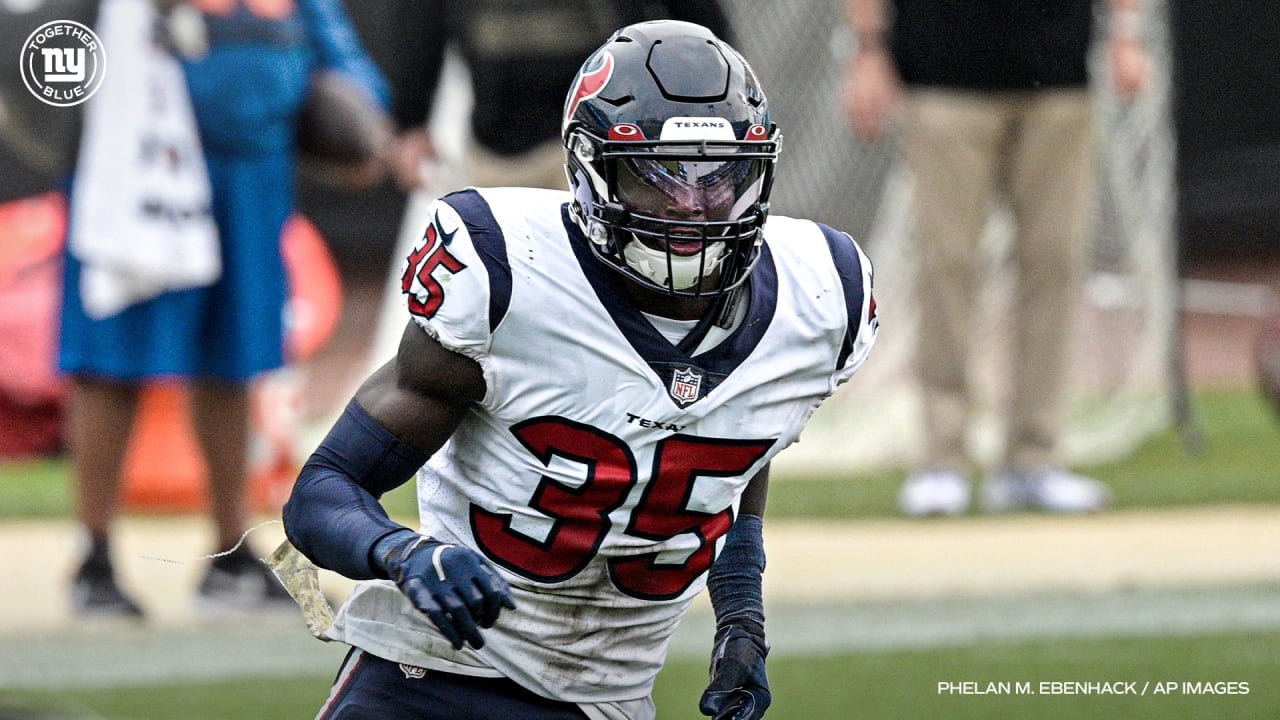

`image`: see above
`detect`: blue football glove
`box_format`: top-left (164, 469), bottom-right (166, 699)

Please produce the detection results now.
top-left (700, 618), bottom-right (771, 720)
top-left (374, 530), bottom-right (515, 650)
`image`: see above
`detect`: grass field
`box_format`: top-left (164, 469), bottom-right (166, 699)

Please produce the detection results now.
top-left (4, 628), bottom-right (1277, 719)
top-left (2, 387), bottom-right (1277, 719)
top-left (3, 389), bottom-right (1279, 520)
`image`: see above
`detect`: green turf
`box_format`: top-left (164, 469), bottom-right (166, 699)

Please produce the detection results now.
top-left (0, 456), bottom-right (71, 519)
top-left (2, 388), bottom-right (1275, 718)
top-left (0, 676), bottom-right (335, 720)
top-left (748, 387), bottom-right (1280, 519)
top-left (657, 629), bottom-right (1280, 720)
top-left (1090, 388), bottom-right (1280, 508)
top-left (3, 628), bottom-right (1275, 719)
top-left (2, 388), bottom-right (1277, 521)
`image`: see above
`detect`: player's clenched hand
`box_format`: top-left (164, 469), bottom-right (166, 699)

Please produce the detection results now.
top-left (376, 530), bottom-right (515, 649)
top-left (700, 620), bottom-right (771, 720)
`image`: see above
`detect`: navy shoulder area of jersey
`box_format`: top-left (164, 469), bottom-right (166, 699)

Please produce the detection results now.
top-left (440, 188), bottom-right (513, 332)
top-left (816, 222), bottom-right (875, 369)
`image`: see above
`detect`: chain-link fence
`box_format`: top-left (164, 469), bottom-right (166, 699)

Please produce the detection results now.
top-left (724, 0), bottom-right (1178, 474)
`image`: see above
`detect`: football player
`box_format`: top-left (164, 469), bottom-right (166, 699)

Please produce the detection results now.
top-left (283, 19), bottom-right (878, 720)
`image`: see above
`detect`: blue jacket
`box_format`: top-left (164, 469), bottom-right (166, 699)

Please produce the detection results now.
top-left (182, 0), bottom-right (390, 156)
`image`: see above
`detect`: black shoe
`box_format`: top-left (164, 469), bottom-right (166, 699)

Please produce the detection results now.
top-left (195, 545), bottom-right (295, 615)
top-left (70, 544), bottom-right (145, 619)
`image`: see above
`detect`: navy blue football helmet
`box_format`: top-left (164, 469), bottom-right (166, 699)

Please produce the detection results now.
top-left (562, 20), bottom-right (781, 297)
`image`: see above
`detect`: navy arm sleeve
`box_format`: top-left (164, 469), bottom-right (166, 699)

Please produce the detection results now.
top-left (707, 514), bottom-right (766, 627)
top-left (282, 400), bottom-right (429, 580)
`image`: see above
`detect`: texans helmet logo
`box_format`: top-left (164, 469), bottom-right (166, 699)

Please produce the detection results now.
top-left (563, 51), bottom-right (614, 132)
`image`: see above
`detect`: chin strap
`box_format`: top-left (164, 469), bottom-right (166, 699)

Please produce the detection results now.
top-left (714, 286), bottom-right (743, 329)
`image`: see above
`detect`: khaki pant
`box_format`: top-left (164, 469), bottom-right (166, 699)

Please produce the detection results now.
top-left (901, 88), bottom-right (1096, 472)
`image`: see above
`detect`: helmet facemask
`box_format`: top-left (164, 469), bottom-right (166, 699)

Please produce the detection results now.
top-left (567, 131), bottom-right (779, 298)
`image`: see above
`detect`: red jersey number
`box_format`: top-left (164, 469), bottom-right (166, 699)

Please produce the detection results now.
top-left (471, 416), bottom-right (773, 600)
top-left (402, 221), bottom-right (466, 320)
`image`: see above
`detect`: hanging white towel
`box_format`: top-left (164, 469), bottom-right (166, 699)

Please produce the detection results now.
top-left (69, 0), bottom-right (220, 319)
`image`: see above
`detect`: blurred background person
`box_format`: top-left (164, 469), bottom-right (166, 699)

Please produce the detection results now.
top-left (292, 0), bottom-right (437, 422)
top-left (61, 0), bottom-right (388, 618)
top-left (842, 0), bottom-right (1149, 517)
top-left (388, 0), bottom-right (735, 193)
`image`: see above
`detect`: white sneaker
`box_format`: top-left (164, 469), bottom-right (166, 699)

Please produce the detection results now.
top-left (981, 467), bottom-right (1113, 514)
top-left (898, 470), bottom-right (971, 517)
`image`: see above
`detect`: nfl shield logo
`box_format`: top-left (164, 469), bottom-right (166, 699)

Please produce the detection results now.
top-left (398, 663), bottom-right (426, 679)
top-left (669, 367), bottom-right (702, 405)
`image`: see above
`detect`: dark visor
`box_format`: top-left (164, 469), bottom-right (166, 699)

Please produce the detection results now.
top-left (617, 156), bottom-right (767, 222)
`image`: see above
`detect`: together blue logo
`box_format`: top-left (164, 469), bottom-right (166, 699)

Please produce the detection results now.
top-left (19, 19), bottom-right (106, 106)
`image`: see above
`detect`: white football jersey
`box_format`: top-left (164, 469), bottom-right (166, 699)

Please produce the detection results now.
top-left (327, 187), bottom-right (878, 705)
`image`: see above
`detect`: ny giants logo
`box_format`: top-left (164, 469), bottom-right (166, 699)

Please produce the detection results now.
top-left (563, 51), bottom-right (614, 132)
top-left (19, 20), bottom-right (107, 106)
top-left (401, 212), bottom-right (465, 319)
